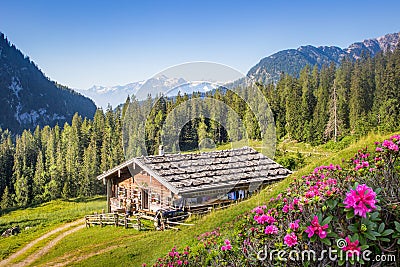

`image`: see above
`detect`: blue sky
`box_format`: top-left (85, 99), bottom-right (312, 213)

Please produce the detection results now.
top-left (1, 0), bottom-right (399, 89)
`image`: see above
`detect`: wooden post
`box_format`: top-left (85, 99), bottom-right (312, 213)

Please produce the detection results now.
top-left (114, 213), bottom-right (118, 227)
top-left (100, 214), bottom-right (103, 227)
top-left (124, 214), bottom-right (128, 228)
top-left (106, 179), bottom-right (112, 213)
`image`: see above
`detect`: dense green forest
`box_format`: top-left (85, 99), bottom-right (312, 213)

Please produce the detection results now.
top-left (1, 47), bottom-right (400, 209)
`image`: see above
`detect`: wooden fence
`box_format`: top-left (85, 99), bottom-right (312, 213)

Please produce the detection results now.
top-left (85, 202), bottom-right (238, 231)
top-left (85, 213), bottom-right (141, 230)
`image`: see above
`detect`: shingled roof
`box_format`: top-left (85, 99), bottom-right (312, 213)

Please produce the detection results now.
top-left (98, 147), bottom-right (292, 194)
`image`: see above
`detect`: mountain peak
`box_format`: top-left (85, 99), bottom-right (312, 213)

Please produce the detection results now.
top-left (248, 32), bottom-right (400, 84)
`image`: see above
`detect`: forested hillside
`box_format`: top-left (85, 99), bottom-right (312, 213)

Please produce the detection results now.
top-left (0, 109), bottom-right (124, 209)
top-left (0, 33), bottom-right (96, 135)
top-left (1, 46), bottom-right (399, 210)
top-left (265, 47), bottom-right (400, 144)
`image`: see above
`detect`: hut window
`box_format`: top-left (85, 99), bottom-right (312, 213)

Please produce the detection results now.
top-left (151, 192), bottom-right (161, 204)
top-left (118, 187), bottom-right (127, 197)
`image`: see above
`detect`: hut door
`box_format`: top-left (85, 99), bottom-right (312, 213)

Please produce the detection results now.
top-left (142, 189), bottom-right (149, 210)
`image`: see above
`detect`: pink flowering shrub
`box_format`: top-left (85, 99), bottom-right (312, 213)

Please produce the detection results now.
top-left (144, 135), bottom-right (400, 267)
top-left (264, 225), bottom-right (279, 235)
top-left (342, 236), bottom-right (361, 257)
top-left (343, 184), bottom-right (377, 218)
top-left (221, 239), bottom-right (232, 251)
top-left (283, 232), bottom-right (298, 247)
top-left (305, 215), bottom-right (329, 239)
top-left (149, 246), bottom-right (190, 267)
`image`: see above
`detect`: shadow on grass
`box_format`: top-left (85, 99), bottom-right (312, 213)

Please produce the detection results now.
top-left (0, 196), bottom-right (106, 217)
top-left (0, 218), bottom-right (43, 233)
top-left (63, 196), bottom-right (106, 203)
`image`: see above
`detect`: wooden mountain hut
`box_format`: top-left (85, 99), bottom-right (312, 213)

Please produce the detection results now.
top-left (97, 146), bottom-right (291, 213)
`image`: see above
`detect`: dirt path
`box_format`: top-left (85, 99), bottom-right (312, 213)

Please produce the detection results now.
top-left (47, 244), bottom-right (120, 267)
top-left (283, 149), bottom-right (332, 155)
top-left (0, 219), bottom-right (85, 267)
top-left (35, 235), bottom-right (129, 267)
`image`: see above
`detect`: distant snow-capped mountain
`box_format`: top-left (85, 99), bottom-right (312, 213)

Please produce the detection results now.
top-left (78, 75), bottom-right (220, 108)
top-left (76, 81), bottom-right (144, 108)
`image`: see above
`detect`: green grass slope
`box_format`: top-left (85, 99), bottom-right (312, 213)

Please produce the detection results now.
top-left (0, 196), bottom-right (105, 260)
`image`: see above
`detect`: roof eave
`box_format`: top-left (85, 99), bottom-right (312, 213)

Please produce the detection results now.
top-left (133, 158), bottom-right (180, 195)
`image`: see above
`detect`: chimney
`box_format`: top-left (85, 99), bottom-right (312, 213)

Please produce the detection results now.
top-left (159, 145), bottom-right (164, 156)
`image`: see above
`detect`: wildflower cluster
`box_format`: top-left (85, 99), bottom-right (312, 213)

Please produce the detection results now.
top-left (145, 135), bottom-right (400, 267)
top-left (305, 216), bottom-right (329, 239)
top-left (221, 239), bottom-right (232, 251)
top-left (148, 246), bottom-right (190, 267)
top-left (343, 184), bottom-right (377, 218)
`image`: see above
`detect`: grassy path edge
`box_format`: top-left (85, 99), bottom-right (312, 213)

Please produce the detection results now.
top-left (0, 218), bottom-right (85, 267)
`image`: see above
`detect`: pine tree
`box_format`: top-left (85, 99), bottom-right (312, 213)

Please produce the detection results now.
top-left (0, 132), bottom-right (14, 201)
top-left (33, 150), bottom-right (46, 202)
top-left (349, 55), bottom-right (375, 134)
top-left (324, 80), bottom-right (343, 141)
top-left (299, 65), bottom-right (316, 141)
top-left (80, 139), bottom-right (98, 196)
top-left (121, 95), bottom-right (131, 120)
top-left (197, 115), bottom-right (212, 149)
top-left (284, 76), bottom-right (303, 140)
top-left (311, 64), bottom-right (335, 144)
top-left (1, 186), bottom-right (13, 209)
top-left (335, 58), bottom-right (352, 134)
top-left (13, 131), bottom-right (36, 206)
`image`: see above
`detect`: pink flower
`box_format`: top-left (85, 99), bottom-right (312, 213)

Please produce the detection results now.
top-left (282, 204), bottom-right (289, 213)
top-left (376, 147), bottom-right (383, 152)
top-left (252, 206), bottom-right (264, 214)
top-left (343, 184), bottom-right (377, 218)
top-left (289, 220), bottom-right (300, 231)
top-left (254, 214), bottom-right (276, 224)
top-left (176, 260), bottom-right (183, 265)
top-left (264, 225), bottom-right (279, 235)
top-left (342, 237), bottom-right (361, 256)
top-left (355, 161), bottom-right (369, 171)
top-left (221, 239), bottom-right (232, 251)
top-left (305, 216), bottom-right (329, 239)
top-left (391, 134), bottom-right (400, 142)
top-left (382, 139), bottom-right (399, 151)
top-left (284, 233), bottom-right (298, 247)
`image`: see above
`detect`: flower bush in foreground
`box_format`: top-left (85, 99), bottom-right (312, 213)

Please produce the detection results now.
top-left (144, 135), bottom-right (400, 266)
top-left (305, 215), bottom-right (329, 239)
top-left (343, 184), bottom-right (377, 218)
